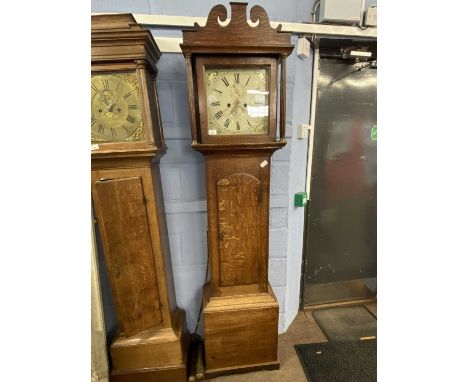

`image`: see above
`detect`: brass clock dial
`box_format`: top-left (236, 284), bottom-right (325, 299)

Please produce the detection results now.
top-left (91, 73), bottom-right (144, 142)
top-left (205, 68), bottom-right (269, 136)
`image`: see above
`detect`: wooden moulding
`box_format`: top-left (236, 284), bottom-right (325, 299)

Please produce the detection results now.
top-left (202, 283), bottom-right (280, 378)
top-left (180, 2), bottom-right (293, 146)
top-left (191, 141), bottom-right (286, 155)
top-left (180, 2), bottom-right (292, 55)
top-left (91, 13), bottom-right (161, 72)
top-left (110, 365), bottom-right (187, 382)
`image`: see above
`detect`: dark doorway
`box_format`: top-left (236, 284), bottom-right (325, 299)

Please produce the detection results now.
top-left (302, 40), bottom-right (377, 306)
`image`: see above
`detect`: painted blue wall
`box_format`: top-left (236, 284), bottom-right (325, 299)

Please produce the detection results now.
top-left (92, 0), bottom-right (314, 23)
top-left (93, 0), bottom-right (314, 334)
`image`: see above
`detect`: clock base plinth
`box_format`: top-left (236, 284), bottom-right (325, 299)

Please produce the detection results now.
top-left (110, 365), bottom-right (187, 382)
top-left (202, 284), bottom-right (280, 378)
top-left (109, 309), bottom-right (189, 382)
top-left (203, 360), bottom-right (280, 379)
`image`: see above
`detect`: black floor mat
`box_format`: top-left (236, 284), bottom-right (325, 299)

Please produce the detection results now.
top-left (312, 305), bottom-right (376, 341)
top-left (295, 339), bottom-right (377, 382)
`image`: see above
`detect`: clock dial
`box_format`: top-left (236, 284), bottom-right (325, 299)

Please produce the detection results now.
top-left (91, 73), bottom-right (144, 142)
top-left (205, 68), bottom-right (269, 135)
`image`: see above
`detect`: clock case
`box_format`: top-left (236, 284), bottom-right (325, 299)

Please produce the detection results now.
top-left (196, 55), bottom-right (278, 143)
top-left (181, 2), bottom-right (293, 378)
top-left (91, 13), bottom-right (165, 157)
top-left (91, 14), bottom-right (188, 382)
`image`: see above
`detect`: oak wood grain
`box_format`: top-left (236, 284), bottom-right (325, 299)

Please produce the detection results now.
top-left (110, 309), bottom-right (188, 373)
top-left (92, 163), bottom-right (175, 330)
top-left (180, 2), bottom-right (292, 54)
top-left (217, 173), bottom-right (261, 286)
top-left (111, 366), bottom-right (187, 382)
top-left (203, 283), bottom-right (279, 373)
top-left (94, 176), bottom-right (162, 336)
top-left (206, 156), bottom-right (270, 295)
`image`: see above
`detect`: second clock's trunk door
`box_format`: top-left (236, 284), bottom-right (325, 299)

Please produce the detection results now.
top-left (94, 177), bottom-right (162, 336)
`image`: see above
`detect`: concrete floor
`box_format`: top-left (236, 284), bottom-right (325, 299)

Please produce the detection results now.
top-left (210, 302), bottom-right (377, 382)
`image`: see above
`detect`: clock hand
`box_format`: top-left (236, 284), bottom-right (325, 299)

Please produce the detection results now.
top-left (230, 99), bottom-right (240, 114)
top-left (107, 92), bottom-right (118, 112)
top-left (107, 79), bottom-right (122, 111)
top-left (99, 92), bottom-right (109, 106)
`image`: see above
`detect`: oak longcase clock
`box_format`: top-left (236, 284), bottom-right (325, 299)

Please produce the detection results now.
top-left (91, 14), bottom-right (188, 382)
top-left (181, 2), bottom-right (293, 377)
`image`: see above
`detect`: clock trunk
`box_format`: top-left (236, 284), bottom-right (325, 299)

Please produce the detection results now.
top-left (206, 155), bottom-right (270, 296)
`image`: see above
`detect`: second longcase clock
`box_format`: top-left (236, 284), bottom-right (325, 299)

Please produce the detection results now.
top-left (91, 14), bottom-right (188, 382)
top-left (181, 2), bottom-right (293, 377)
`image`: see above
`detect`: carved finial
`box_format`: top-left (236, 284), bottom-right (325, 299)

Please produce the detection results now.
top-left (199, 2), bottom-right (274, 32)
top-left (195, 4), bottom-right (228, 30)
top-left (231, 2), bottom-right (248, 26)
top-left (250, 5), bottom-right (279, 31)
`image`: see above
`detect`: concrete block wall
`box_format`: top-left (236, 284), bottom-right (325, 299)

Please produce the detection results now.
top-left (92, 0), bottom-right (313, 334)
top-left (157, 55), bottom-right (208, 334)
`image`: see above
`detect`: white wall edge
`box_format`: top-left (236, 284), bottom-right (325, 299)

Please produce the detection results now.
top-left (154, 37), bottom-right (183, 53)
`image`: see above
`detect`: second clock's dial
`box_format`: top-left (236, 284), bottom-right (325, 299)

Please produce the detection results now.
top-left (91, 73), bottom-right (143, 142)
top-left (205, 68), bottom-right (269, 135)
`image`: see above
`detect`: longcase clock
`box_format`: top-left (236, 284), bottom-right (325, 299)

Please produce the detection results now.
top-left (91, 14), bottom-right (188, 382)
top-left (181, 2), bottom-right (293, 377)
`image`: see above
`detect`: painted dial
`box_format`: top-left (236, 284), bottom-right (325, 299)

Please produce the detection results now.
top-left (91, 73), bottom-right (143, 142)
top-left (205, 68), bottom-right (269, 135)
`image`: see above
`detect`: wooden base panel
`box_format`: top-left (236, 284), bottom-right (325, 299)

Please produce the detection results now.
top-left (203, 360), bottom-right (280, 379)
top-left (203, 284), bottom-right (279, 374)
top-left (110, 364), bottom-right (187, 382)
top-left (110, 309), bottom-right (189, 381)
